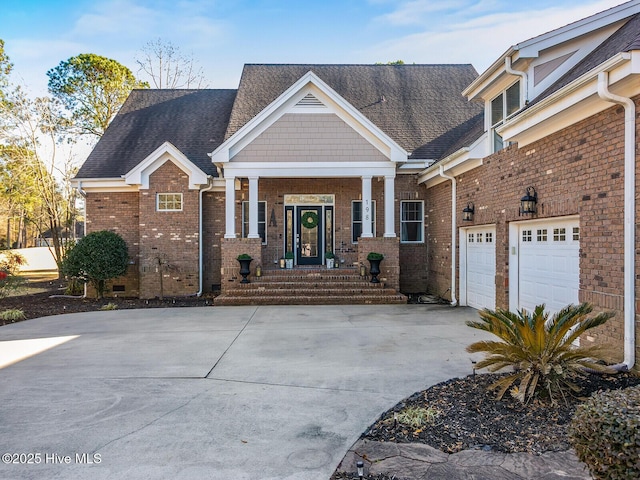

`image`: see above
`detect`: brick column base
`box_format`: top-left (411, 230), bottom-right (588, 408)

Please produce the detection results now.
top-left (221, 238), bottom-right (263, 294)
top-left (358, 237), bottom-right (400, 291)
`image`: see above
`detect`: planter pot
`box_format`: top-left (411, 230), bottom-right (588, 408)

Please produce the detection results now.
top-left (285, 259), bottom-right (294, 269)
top-left (326, 258), bottom-right (334, 269)
top-left (368, 258), bottom-right (382, 283)
top-left (238, 258), bottom-right (252, 283)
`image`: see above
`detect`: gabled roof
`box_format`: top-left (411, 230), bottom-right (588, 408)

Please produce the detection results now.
top-left (226, 64), bottom-right (482, 160)
top-left (76, 89), bottom-right (237, 178)
top-left (529, 12), bottom-right (640, 106)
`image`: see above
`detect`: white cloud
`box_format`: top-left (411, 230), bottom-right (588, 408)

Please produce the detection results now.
top-left (367, 0), bottom-right (628, 72)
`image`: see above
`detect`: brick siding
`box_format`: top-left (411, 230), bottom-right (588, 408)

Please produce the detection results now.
top-left (425, 96), bottom-right (640, 363)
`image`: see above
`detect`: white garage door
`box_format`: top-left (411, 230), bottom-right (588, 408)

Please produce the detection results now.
top-left (465, 226), bottom-right (496, 310)
top-left (518, 218), bottom-right (580, 315)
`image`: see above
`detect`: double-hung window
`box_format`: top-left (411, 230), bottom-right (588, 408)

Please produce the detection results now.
top-left (400, 201), bottom-right (424, 243)
top-left (490, 80), bottom-right (520, 152)
top-left (242, 201), bottom-right (267, 244)
top-left (351, 200), bottom-right (375, 243)
top-left (157, 193), bottom-right (183, 212)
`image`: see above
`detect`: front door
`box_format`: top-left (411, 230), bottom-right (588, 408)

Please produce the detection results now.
top-left (296, 206), bottom-right (323, 265)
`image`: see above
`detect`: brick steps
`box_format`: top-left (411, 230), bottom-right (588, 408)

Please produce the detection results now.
top-left (214, 267), bottom-right (407, 306)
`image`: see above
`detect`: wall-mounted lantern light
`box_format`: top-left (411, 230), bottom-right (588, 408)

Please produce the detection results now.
top-left (462, 202), bottom-right (474, 222)
top-left (520, 186), bottom-right (538, 215)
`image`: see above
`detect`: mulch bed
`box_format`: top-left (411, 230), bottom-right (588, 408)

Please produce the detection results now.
top-left (0, 278), bottom-right (213, 326)
top-left (363, 371), bottom-right (640, 455)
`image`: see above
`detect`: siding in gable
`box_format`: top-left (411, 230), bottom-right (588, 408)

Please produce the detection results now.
top-left (232, 113), bottom-right (388, 162)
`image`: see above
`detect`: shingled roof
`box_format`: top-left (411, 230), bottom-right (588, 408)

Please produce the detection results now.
top-left (530, 12), bottom-right (640, 107)
top-left (76, 89), bottom-right (237, 178)
top-left (226, 64), bottom-right (482, 160)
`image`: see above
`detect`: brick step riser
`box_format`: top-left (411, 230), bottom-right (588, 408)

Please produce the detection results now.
top-left (214, 296), bottom-right (407, 306)
top-left (223, 288), bottom-right (400, 296)
top-left (245, 281), bottom-right (385, 288)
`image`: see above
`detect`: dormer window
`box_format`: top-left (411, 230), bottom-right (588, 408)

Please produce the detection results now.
top-left (490, 80), bottom-right (521, 152)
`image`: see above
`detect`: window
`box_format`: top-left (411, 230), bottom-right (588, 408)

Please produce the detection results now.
top-left (522, 230), bottom-right (532, 242)
top-left (573, 227), bottom-right (580, 241)
top-left (476, 232), bottom-right (483, 243)
top-left (553, 228), bottom-right (566, 242)
top-left (157, 193), bottom-right (182, 211)
top-left (468, 233), bottom-right (474, 243)
top-left (242, 201), bottom-right (267, 244)
top-left (490, 80), bottom-right (520, 152)
top-left (537, 229), bottom-right (547, 242)
top-left (485, 232), bottom-right (493, 243)
top-left (400, 201), bottom-right (424, 243)
top-left (352, 200), bottom-right (376, 243)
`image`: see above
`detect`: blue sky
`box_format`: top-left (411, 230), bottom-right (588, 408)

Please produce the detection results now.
top-left (1, 0), bottom-right (628, 95)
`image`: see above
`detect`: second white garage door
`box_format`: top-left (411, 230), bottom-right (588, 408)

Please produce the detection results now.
top-left (516, 217), bottom-right (580, 315)
top-left (464, 226), bottom-right (496, 310)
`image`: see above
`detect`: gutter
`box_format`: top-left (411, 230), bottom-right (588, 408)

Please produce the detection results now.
top-left (196, 178), bottom-right (216, 296)
top-left (505, 56), bottom-right (528, 103)
top-left (597, 71), bottom-right (636, 371)
top-left (438, 165), bottom-right (458, 306)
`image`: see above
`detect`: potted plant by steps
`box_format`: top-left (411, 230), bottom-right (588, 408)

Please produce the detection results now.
top-left (325, 250), bottom-right (335, 269)
top-left (366, 252), bottom-right (384, 283)
top-left (285, 251), bottom-right (294, 269)
top-left (236, 253), bottom-right (253, 284)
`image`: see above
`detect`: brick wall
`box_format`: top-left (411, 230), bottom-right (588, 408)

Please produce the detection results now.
top-left (425, 96), bottom-right (640, 363)
top-left (138, 161), bottom-right (200, 298)
top-left (358, 237), bottom-right (400, 291)
top-left (85, 191), bottom-right (140, 296)
top-left (220, 238), bottom-right (262, 292)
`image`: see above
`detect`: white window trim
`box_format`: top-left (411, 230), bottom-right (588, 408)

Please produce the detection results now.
top-left (156, 193), bottom-right (183, 212)
top-left (242, 200), bottom-right (267, 245)
top-left (400, 200), bottom-right (424, 243)
top-left (490, 80), bottom-right (521, 152)
top-left (351, 200), bottom-right (376, 244)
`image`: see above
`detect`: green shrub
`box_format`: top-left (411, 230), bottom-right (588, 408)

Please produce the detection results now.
top-left (0, 252), bottom-right (26, 298)
top-left (62, 230), bottom-right (128, 299)
top-left (367, 252), bottom-right (384, 261)
top-left (569, 385), bottom-right (640, 479)
top-left (325, 251), bottom-right (335, 259)
top-left (0, 309), bottom-right (26, 322)
top-left (236, 253), bottom-right (252, 260)
top-left (284, 251), bottom-right (294, 259)
top-left (466, 303), bottom-right (614, 404)
top-left (99, 302), bottom-right (118, 311)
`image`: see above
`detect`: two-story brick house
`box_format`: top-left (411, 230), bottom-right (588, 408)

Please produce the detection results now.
top-left (74, 1), bottom-right (640, 366)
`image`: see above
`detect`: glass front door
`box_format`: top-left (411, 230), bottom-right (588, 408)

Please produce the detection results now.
top-left (296, 206), bottom-right (323, 265)
top-left (284, 204), bottom-right (333, 266)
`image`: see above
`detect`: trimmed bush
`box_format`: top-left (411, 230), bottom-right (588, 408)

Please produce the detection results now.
top-left (569, 385), bottom-right (640, 480)
top-left (62, 230), bottom-right (128, 299)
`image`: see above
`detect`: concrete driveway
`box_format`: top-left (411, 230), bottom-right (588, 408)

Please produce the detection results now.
top-left (0, 305), bottom-right (488, 480)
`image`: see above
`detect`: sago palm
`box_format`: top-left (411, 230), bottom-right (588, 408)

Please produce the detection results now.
top-left (466, 303), bottom-right (614, 404)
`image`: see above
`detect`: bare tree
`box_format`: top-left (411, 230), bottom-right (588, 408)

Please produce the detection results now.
top-left (135, 38), bottom-right (209, 89)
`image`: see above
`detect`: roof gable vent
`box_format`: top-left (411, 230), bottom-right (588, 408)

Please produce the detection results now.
top-left (294, 93), bottom-right (326, 108)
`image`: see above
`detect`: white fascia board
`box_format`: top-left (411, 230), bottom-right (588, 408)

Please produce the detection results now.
top-left (125, 141), bottom-right (208, 189)
top-left (463, 1), bottom-right (640, 100)
top-left (223, 161), bottom-right (397, 179)
top-left (210, 71), bottom-right (408, 164)
top-left (518, 1), bottom-right (640, 57)
top-left (498, 53), bottom-right (634, 147)
top-left (418, 132), bottom-right (488, 187)
top-left (71, 178), bottom-right (139, 192)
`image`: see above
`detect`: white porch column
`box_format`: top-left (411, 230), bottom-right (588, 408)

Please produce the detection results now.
top-left (383, 175), bottom-right (396, 238)
top-left (248, 176), bottom-right (260, 239)
top-left (224, 176), bottom-right (236, 238)
top-left (361, 175), bottom-right (373, 238)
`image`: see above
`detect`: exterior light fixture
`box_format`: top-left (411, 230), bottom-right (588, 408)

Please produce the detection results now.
top-left (520, 186), bottom-right (538, 215)
top-left (462, 202), bottom-right (474, 221)
top-left (357, 460), bottom-right (364, 479)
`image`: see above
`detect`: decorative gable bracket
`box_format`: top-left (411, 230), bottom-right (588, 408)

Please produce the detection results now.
top-left (124, 141), bottom-right (208, 190)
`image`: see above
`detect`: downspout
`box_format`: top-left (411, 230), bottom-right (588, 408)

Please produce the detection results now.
top-left (438, 165), bottom-right (458, 306)
top-left (597, 71), bottom-right (636, 371)
top-left (505, 56), bottom-right (528, 104)
top-left (196, 178), bottom-right (215, 296)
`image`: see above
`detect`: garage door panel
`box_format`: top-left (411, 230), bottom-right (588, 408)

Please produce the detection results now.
top-left (465, 226), bottom-right (496, 310)
top-left (517, 218), bottom-right (579, 315)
